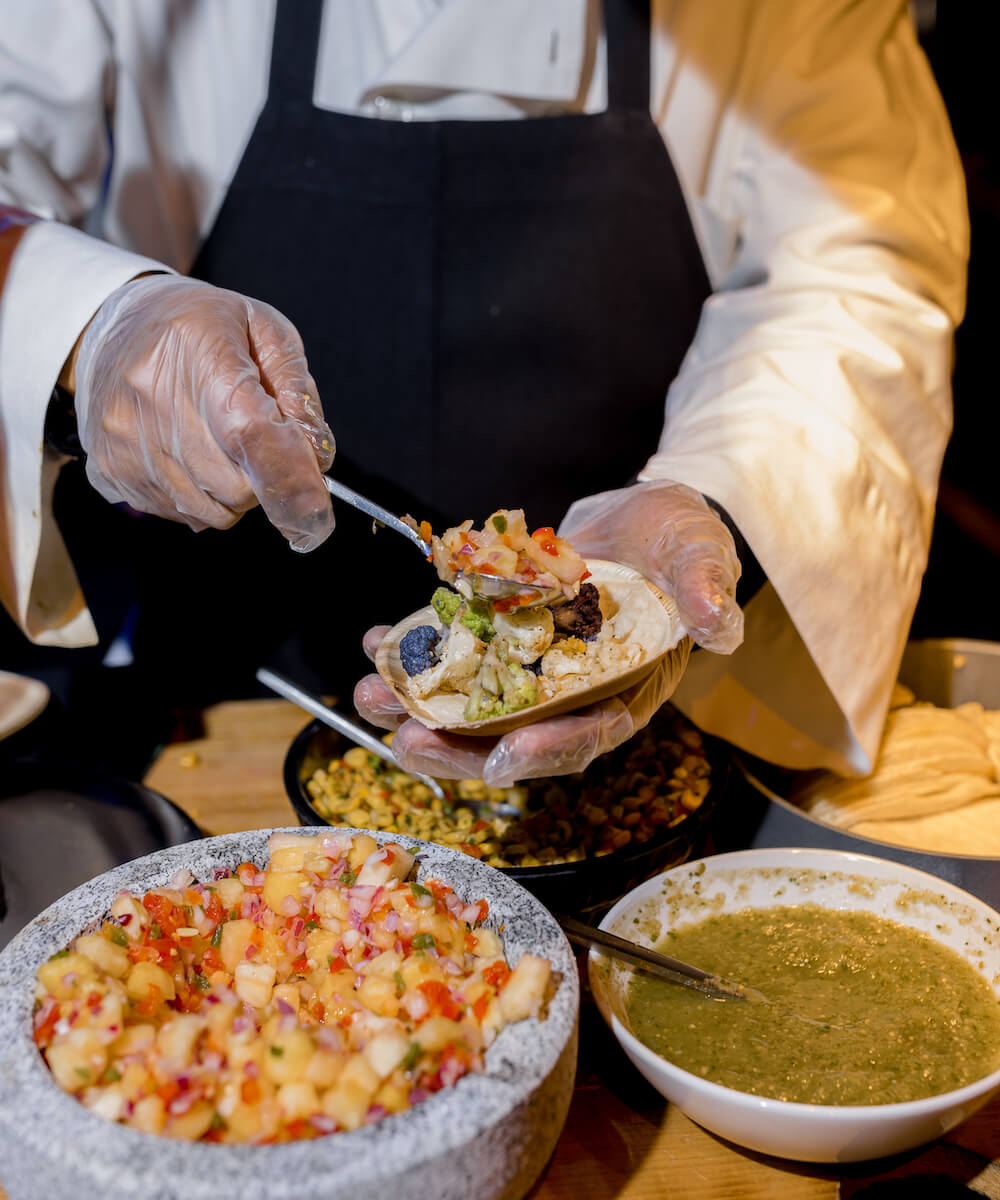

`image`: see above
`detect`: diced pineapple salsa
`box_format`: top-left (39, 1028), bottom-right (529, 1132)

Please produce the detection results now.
top-left (32, 832), bottom-right (551, 1143)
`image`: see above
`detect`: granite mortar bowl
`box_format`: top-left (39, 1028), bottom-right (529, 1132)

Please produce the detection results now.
top-left (0, 828), bottom-right (579, 1200)
top-left (589, 847), bottom-right (1000, 1164)
top-left (283, 712), bottom-right (731, 919)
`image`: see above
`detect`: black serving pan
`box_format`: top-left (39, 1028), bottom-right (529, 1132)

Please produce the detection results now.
top-left (283, 712), bottom-right (732, 919)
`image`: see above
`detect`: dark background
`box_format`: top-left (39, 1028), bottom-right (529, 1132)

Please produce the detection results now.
top-left (911, 3), bottom-right (1000, 639)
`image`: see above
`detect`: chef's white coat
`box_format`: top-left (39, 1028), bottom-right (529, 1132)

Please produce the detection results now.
top-left (0, 0), bottom-right (969, 774)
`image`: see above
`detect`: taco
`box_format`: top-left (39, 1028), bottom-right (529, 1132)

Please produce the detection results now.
top-left (376, 515), bottom-right (690, 736)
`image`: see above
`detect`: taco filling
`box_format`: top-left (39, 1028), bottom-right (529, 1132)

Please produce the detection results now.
top-left (398, 511), bottom-right (644, 721)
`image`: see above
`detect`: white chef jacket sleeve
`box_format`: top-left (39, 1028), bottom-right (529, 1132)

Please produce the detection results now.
top-left (643, 1), bottom-right (968, 773)
top-left (0, 1), bottom-right (172, 646)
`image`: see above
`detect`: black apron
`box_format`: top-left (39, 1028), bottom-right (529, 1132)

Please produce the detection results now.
top-left (128, 0), bottom-right (712, 706)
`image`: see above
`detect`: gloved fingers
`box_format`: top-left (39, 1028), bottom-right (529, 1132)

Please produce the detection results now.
top-left (84, 454), bottom-right (230, 531)
top-left (76, 275), bottom-right (336, 552)
top-left (612, 642), bottom-right (693, 734)
top-left (480, 698), bottom-right (635, 788)
top-left (667, 544), bottom-right (744, 654)
top-left (247, 303), bottom-right (335, 471)
top-left (80, 379), bottom-right (243, 529)
top-left (203, 346), bottom-right (335, 553)
top-left (560, 480), bottom-right (744, 655)
top-left (387, 719), bottom-right (499, 781)
top-left (352, 673), bottom-right (410, 732)
top-left (362, 626), bottom-right (392, 664)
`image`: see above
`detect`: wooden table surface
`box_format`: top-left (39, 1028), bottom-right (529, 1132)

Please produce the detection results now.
top-left (5, 698), bottom-right (999, 1200)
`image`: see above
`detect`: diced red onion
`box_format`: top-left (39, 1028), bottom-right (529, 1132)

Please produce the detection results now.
top-left (275, 997), bottom-right (294, 1016)
top-left (316, 1026), bottom-right (344, 1052)
top-left (169, 868), bottom-right (196, 890)
top-left (440, 957), bottom-right (462, 976)
top-left (232, 1016), bottom-right (251, 1034)
top-left (363, 1104), bottom-right (389, 1126)
top-left (280, 895), bottom-right (300, 917)
top-left (439, 1057), bottom-right (465, 1088)
top-left (384, 911), bottom-right (399, 933)
top-left (403, 991), bottom-right (429, 1020)
top-left (409, 1088), bottom-right (429, 1105)
top-left (291, 917), bottom-right (305, 938)
top-left (243, 1060), bottom-right (259, 1079)
top-left (169, 1091), bottom-right (198, 1115)
top-left (310, 1114), bottom-right (337, 1133)
top-left (319, 833), bottom-right (352, 859)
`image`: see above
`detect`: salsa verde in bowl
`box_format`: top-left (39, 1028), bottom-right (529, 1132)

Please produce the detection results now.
top-left (588, 848), bottom-right (1000, 1163)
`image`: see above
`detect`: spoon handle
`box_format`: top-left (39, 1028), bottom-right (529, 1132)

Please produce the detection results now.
top-left (255, 668), bottom-right (447, 803)
top-left (323, 476), bottom-right (432, 557)
top-left (555, 913), bottom-right (746, 1001)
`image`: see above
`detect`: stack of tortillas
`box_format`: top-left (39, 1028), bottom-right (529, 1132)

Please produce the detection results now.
top-left (795, 684), bottom-right (1000, 855)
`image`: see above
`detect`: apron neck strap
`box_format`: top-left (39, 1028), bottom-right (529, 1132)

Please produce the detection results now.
top-left (606, 0), bottom-right (650, 113)
top-left (269, 0), bottom-right (650, 114)
top-left (269, 0), bottom-right (323, 108)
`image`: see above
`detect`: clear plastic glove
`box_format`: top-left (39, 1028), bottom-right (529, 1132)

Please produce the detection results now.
top-left (559, 479), bottom-right (744, 654)
top-left (353, 625), bottom-right (691, 787)
top-left (73, 274), bottom-right (335, 550)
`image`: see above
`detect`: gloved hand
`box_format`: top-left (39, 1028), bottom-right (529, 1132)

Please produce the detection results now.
top-left (354, 637), bottom-right (691, 787)
top-left (557, 479), bottom-right (743, 654)
top-left (73, 274), bottom-right (335, 551)
top-left (353, 479), bottom-right (743, 785)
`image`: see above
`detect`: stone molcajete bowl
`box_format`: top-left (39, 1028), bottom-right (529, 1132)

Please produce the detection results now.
top-left (0, 829), bottom-right (579, 1200)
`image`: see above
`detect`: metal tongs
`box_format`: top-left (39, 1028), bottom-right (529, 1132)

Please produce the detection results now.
top-left (322, 476), bottom-right (564, 606)
top-left (256, 667), bottom-right (448, 802)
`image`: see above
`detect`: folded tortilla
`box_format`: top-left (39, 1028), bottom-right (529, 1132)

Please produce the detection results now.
top-left (795, 698), bottom-right (1000, 855)
top-left (375, 559), bottom-right (691, 736)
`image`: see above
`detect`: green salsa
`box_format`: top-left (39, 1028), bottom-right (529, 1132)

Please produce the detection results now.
top-left (625, 904), bottom-right (1000, 1105)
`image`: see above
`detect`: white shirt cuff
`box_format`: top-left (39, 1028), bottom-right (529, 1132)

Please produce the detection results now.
top-left (0, 220), bottom-right (172, 645)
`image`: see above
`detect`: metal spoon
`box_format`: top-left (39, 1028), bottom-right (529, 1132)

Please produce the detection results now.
top-left (556, 913), bottom-right (755, 1002)
top-left (322, 475), bottom-right (565, 606)
top-left (256, 667), bottom-right (448, 802)
top-left (258, 667), bottom-right (524, 820)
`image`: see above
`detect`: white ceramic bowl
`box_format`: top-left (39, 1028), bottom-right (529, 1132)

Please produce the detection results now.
top-left (588, 847), bottom-right (1000, 1164)
top-left (0, 829), bottom-right (579, 1200)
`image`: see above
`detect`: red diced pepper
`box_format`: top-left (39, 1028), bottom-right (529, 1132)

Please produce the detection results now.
top-left (135, 984), bottom-right (163, 1018)
top-left (531, 526), bottom-right (559, 555)
top-left (482, 962), bottom-right (511, 989)
top-left (418, 980), bottom-right (462, 1021)
top-left (32, 1005), bottom-right (60, 1048)
top-left (142, 892), bottom-right (182, 935)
